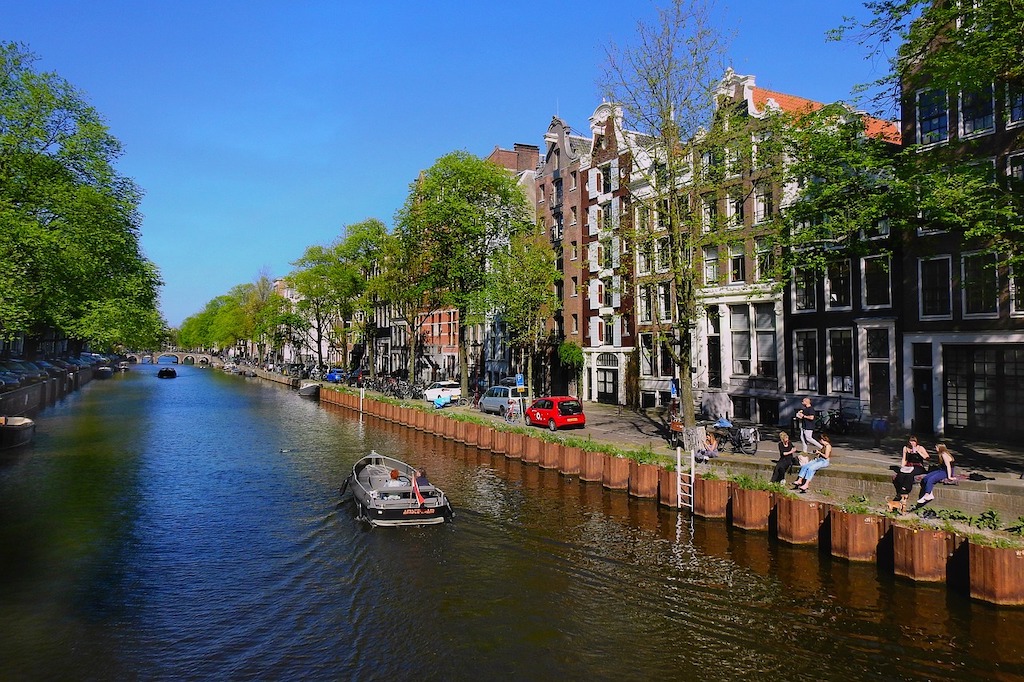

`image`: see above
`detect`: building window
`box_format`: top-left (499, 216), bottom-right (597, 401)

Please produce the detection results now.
top-left (538, 184), bottom-right (545, 202)
top-left (754, 185), bottom-right (772, 223)
top-left (638, 284), bottom-right (652, 322)
top-left (729, 243), bottom-right (746, 284)
top-left (702, 195), bottom-right (717, 233)
top-left (863, 256), bottom-right (891, 308)
top-left (638, 240), bottom-right (652, 274)
top-left (794, 268), bottom-right (816, 311)
top-left (917, 89), bottom-right (948, 145)
top-left (755, 303), bottom-right (777, 378)
top-left (960, 85), bottom-right (994, 136)
top-left (640, 333), bottom-right (654, 376)
top-left (658, 282), bottom-right (672, 320)
top-left (570, 275), bottom-right (578, 298)
top-left (919, 256), bottom-right (952, 318)
top-left (604, 319), bottom-right (615, 345)
top-left (659, 341), bottom-right (674, 378)
top-left (829, 328), bottom-right (854, 393)
top-left (657, 236), bottom-right (671, 271)
top-left (755, 238), bottom-right (773, 281)
top-left (826, 260), bottom-right (851, 309)
top-left (707, 307), bottom-right (722, 388)
top-left (864, 217), bottom-right (890, 240)
top-left (570, 206), bottom-right (578, 225)
top-left (570, 170), bottom-right (578, 189)
top-left (1010, 84), bottom-right (1024, 126)
top-left (703, 246), bottom-right (719, 285)
top-left (728, 192), bottom-right (744, 228)
top-left (601, 163), bottom-right (613, 194)
top-left (962, 251), bottom-right (999, 316)
top-left (1009, 152), bottom-right (1024, 187)
top-left (1012, 268), bottom-right (1024, 316)
top-left (602, 278), bottom-right (613, 307)
top-left (601, 238), bottom-right (613, 270)
top-left (795, 330), bottom-right (817, 391)
top-left (730, 305), bottom-right (751, 375)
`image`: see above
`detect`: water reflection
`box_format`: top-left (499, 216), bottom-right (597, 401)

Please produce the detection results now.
top-left (0, 369), bottom-right (1022, 680)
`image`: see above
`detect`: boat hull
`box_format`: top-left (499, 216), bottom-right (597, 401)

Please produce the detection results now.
top-left (298, 382), bottom-right (320, 397)
top-left (348, 452), bottom-right (452, 527)
top-left (0, 417), bottom-right (35, 451)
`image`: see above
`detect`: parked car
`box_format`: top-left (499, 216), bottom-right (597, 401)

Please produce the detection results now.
top-left (424, 381), bottom-right (461, 403)
top-left (525, 396), bottom-right (586, 432)
top-left (325, 367), bottom-right (347, 383)
top-left (479, 385), bottom-right (530, 415)
top-left (346, 368), bottom-right (368, 386)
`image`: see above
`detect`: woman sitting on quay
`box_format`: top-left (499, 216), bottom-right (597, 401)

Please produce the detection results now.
top-left (770, 431), bottom-right (798, 485)
top-left (792, 433), bottom-right (831, 493)
top-left (918, 444), bottom-right (955, 505)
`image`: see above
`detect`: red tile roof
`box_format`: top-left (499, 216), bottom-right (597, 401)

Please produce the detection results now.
top-left (751, 86), bottom-right (901, 144)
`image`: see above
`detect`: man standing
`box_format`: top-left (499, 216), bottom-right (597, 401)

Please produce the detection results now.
top-left (796, 397), bottom-right (822, 454)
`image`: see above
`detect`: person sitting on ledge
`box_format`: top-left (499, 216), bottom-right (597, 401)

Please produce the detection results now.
top-left (771, 431), bottom-right (798, 485)
top-left (918, 444), bottom-right (955, 505)
top-left (792, 433), bottom-right (831, 493)
top-left (696, 432), bottom-right (718, 463)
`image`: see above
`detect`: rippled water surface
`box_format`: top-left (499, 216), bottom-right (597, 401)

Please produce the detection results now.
top-left (1, 366), bottom-right (1023, 681)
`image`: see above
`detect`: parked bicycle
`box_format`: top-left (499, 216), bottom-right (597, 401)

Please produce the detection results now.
top-left (710, 416), bottom-right (760, 455)
top-left (503, 400), bottom-right (523, 424)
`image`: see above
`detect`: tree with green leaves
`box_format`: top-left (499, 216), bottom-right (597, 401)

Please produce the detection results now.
top-left (0, 42), bottom-right (164, 355)
top-left (486, 228), bottom-right (561, 394)
top-left (600, 0), bottom-right (729, 426)
top-left (395, 151), bottom-right (534, 397)
top-left (830, 0), bottom-right (1024, 264)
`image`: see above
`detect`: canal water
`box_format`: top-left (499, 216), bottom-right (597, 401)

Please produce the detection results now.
top-left (1, 365), bottom-right (1022, 681)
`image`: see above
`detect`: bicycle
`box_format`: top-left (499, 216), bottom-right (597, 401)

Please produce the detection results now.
top-left (503, 401), bottom-right (522, 424)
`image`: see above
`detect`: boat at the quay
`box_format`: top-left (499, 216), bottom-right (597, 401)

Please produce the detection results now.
top-left (0, 415), bottom-right (35, 450)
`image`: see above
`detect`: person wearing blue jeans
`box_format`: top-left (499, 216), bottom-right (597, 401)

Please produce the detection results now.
top-left (918, 444), bottom-right (955, 504)
top-left (793, 433), bottom-right (831, 493)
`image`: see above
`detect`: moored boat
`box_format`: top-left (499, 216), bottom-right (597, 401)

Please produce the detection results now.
top-left (117, 361), bottom-right (130, 372)
top-left (298, 380), bottom-right (320, 398)
top-left (343, 451), bottom-right (453, 527)
top-left (94, 365), bottom-right (114, 379)
top-left (157, 367), bottom-right (177, 379)
top-left (0, 416), bottom-right (36, 450)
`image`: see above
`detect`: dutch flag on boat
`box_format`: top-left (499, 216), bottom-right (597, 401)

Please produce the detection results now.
top-left (412, 475), bottom-right (425, 506)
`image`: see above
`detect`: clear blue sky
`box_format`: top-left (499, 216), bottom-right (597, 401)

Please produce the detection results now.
top-left (3, 1), bottom-right (890, 327)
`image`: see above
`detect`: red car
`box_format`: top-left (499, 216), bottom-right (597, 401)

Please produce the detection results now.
top-left (526, 396), bottom-right (586, 431)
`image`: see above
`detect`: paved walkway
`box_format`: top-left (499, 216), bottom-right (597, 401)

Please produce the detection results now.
top-left (457, 399), bottom-right (1024, 485)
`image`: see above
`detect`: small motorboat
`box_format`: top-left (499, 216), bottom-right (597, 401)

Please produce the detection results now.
top-left (342, 451), bottom-right (453, 527)
top-left (157, 367), bottom-right (177, 379)
top-left (94, 365), bottom-right (114, 379)
top-left (0, 416), bottom-right (36, 451)
top-left (117, 361), bottom-right (130, 372)
top-left (298, 380), bottom-right (320, 398)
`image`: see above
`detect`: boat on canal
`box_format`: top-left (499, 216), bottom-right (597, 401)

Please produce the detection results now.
top-left (117, 361), bottom-right (130, 372)
top-left (0, 416), bottom-right (36, 450)
top-left (157, 367), bottom-right (177, 379)
top-left (343, 451), bottom-right (453, 527)
top-left (298, 380), bottom-right (320, 398)
top-left (94, 365), bottom-right (114, 379)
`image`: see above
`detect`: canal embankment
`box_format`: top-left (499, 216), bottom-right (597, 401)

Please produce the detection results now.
top-left (314, 385), bottom-right (1024, 606)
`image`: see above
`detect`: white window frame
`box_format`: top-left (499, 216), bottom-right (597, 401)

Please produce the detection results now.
top-left (959, 84), bottom-right (995, 138)
top-left (793, 329), bottom-right (818, 392)
top-left (861, 255), bottom-right (892, 310)
top-left (727, 191), bottom-right (744, 229)
top-left (916, 88), bottom-right (948, 146)
top-left (755, 238), bottom-right (773, 282)
top-left (792, 268), bottom-right (817, 314)
top-left (657, 282), bottom-right (672, 322)
top-left (961, 250), bottom-right (1000, 319)
top-left (703, 246), bottom-right (719, 286)
top-left (1011, 267), bottom-right (1024, 317)
top-left (1008, 151), bottom-right (1024, 185)
top-left (825, 259), bottom-right (853, 311)
top-left (827, 327), bottom-right (855, 394)
top-left (753, 185), bottom-right (772, 224)
top-left (701, 195), bottom-right (716, 233)
top-left (917, 255), bottom-right (953, 320)
top-left (728, 243), bottom-right (746, 284)
top-left (1009, 83), bottom-right (1024, 129)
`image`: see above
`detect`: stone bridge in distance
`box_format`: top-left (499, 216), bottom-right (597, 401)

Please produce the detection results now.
top-left (125, 351), bottom-right (215, 366)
